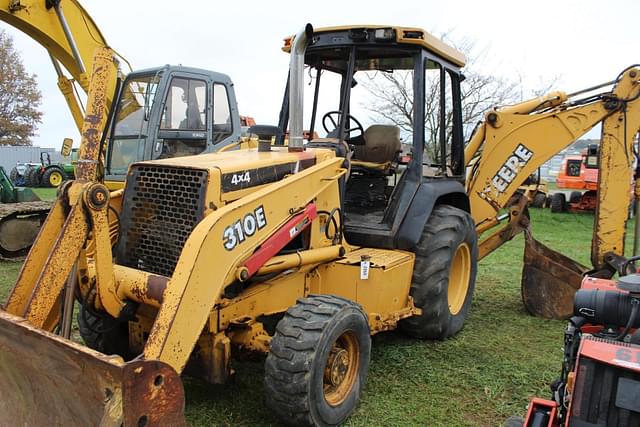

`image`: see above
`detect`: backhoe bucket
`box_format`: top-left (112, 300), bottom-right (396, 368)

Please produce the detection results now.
top-left (0, 310), bottom-right (186, 427)
top-left (521, 232), bottom-right (588, 319)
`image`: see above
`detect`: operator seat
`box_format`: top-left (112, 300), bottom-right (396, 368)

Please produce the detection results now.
top-left (344, 124), bottom-right (401, 213)
top-left (352, 124), bottom-right (401, 172)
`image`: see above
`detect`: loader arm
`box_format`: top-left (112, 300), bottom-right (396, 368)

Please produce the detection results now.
top-left (0, 0), bottom-right (121, 130)
top-left (466, 66), bottom-right (640, 272)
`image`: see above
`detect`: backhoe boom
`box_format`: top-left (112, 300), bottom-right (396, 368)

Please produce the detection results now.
top-left (466, 67), bottom-right (640, 272)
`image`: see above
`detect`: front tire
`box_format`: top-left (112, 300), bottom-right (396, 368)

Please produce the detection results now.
top-left (265, 295), bottom-right (371, 427)
top-left (550, 193), bottom-right (566, 213)
top-left (77, 305), bottom-right (131, 359)
top-left (531, 192), bottom-right (546, 208)
top-left (400, 204), bottom-right (478, 340)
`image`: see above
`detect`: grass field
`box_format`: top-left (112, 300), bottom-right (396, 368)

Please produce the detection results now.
top-left (0, 209), bottom-right (632, 426)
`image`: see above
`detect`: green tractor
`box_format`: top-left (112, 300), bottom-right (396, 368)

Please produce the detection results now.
top-left (21, 150), bottom-right (76, 188)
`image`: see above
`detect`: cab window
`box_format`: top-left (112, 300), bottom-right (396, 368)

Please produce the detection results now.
top-left (161, 78), bottom-right (206, 130)
top-left (213, 84), bottom-right (233, 143)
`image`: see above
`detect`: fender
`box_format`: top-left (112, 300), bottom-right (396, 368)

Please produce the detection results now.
top-left (395, 180), bottom-right (469, 250)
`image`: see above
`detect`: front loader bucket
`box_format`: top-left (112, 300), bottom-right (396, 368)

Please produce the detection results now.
top-left (0, 310), bottom-right (186, 427)
top-left (521, 232), bottom-right (588, 319)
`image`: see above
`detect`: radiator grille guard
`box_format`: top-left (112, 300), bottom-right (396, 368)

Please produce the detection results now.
top-left (116, 165), bottom-right (208, 277)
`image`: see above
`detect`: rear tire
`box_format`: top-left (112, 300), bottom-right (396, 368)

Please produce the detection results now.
top-left (42, 167), bottom-right (64, 188)
top-left (400, 204), bottom-right (478, 339)
top-left (550, 193), bottom-right (566, 213)
top-left (531, 192), bottom-right (546, 208)
top-left (569, 191), bottom-right (582, 204)
top-left (25, 167), bottom-right (40, 187)
top-left (9, 167), bottom-right (18, 185)
top-left (265, 295), bottom-right (371, 427)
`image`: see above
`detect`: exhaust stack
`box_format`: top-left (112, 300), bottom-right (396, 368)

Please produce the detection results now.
top-left (288, 23), bottom-right (313, 152)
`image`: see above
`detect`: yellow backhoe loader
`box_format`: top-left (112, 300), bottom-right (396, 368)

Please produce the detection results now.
top-left (0, 23), bottom-right (639, 426)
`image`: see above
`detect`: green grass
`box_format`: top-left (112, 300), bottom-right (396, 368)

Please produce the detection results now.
top-left (31, 187), bottom-right (57, 201)
top-left (0, 209), bottom-right (632, 426)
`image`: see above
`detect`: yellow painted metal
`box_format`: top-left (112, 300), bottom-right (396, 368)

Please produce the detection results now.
top-left (310, 247), bottom-right (417, 333)
top-left (23, 203), bottom-right (87, 328)
top-left (467, 67), bottom-right (640, 270)
top-left (284, 25), bottom-right (466, 67)
top-left (323, 330), bottom-right (360, 407)
top-left (86, 193), bottom-right (121, 316)
top-left (143, 155), bottom-right (345, 373)
top-left (56, 74), bottom-right (85, 131)
top-left (448, 243), bottom-right (471, 315)
top-left (227, 320), bottom-right (270, 353)
top-left (113, 265), bottom-right (167, 309)
top-left (76, 47), bottom-right (117, 181)
top-left (218, 270), bottom-right (308, 331)
top-left (0, 0), bottom-right (120, 131)
top-left (592, 67), bottom-right (640, 268)
top-left (3, 199), bottom-right (66, 315)
top-left (237, 244), bottom-right (343, 278)
top-left (498, 91), bottom-right (567, 115)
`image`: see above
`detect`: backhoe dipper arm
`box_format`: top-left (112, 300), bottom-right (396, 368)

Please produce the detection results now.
top-left (466, 67), bottom-right (640, 269)
top-left (0, 0), bottom-right (120, 131)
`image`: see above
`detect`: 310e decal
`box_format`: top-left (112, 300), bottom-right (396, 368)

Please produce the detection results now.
top-left (223, 206), bottom-right (267, 250)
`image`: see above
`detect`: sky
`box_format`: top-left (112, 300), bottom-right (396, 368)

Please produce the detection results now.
top-left (2, 0), bottom-right (639, 148)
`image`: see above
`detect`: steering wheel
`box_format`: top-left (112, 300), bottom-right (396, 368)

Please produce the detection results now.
top-left (322, 111), bottom-right (364, 139)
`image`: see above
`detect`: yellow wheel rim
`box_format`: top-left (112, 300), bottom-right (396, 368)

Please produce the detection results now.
top-left (448, 242), bottom-right (471, 315)
top-left (323, 330), bottom-right (360, 407)
top-left (49, 171), bottom-right (63, 187)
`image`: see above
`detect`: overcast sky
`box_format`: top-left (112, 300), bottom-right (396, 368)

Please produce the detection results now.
top-left (2, 0), bottom-right (639, 148)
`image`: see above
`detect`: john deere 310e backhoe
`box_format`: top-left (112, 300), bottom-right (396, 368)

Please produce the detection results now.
top-left (0, 23), bottom-right (639, 426)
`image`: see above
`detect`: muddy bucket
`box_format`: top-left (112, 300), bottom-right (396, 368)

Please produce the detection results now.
top-left (521, 232), bottom-right (588, 319)
top-left (0, 310), bottom-right (186, 426)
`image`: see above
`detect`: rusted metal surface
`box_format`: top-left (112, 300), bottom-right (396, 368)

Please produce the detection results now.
top-left (0, 310), bottom-right (186, 426)
top-left (76, 47), bottom-right (116, 181)
top-left (521, 232), bottom-right (588, 319)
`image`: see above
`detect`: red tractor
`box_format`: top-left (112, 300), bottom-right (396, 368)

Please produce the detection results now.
top-left (550, 144), bottom-right (599, 213)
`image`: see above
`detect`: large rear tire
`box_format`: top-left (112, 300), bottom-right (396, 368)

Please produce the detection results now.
top-left (25, 166), bottom-right (41, 187)
top-left (400, 204), bottom-right (478, 340)
top-left (265, 295), bottom-right (371, 427)
top-left (42, 167), bottom-right (64, 188)
top-left (550, 193), bottom-right (566, 213)
top-left (9, 167), bottom-right (18, 185)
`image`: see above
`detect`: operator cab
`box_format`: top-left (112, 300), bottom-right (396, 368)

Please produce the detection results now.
top-left (105, 65), bottom-right (242, 184)
top-left (278, 26), bottom-right (468, 249)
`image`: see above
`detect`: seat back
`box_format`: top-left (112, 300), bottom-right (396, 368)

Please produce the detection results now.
top-left (354, 125), bottom-right (401, 164)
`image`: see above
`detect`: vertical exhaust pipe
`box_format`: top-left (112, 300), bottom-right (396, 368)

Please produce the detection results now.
top-left (288, 23), bottom-right (314, 152)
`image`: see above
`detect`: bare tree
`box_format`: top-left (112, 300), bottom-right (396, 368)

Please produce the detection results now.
top-left (0, 30), bottom-right (42, 146)
top-left (361, 36), bottom-right (528, 160)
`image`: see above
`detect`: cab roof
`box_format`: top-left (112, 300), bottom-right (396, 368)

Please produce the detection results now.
top-left (283, 25), bottom-right (466, 68)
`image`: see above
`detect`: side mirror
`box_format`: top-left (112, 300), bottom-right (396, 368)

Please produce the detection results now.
top-left (61, 138), bottom-right (73, 157)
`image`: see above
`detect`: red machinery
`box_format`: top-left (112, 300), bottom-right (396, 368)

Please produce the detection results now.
top-left (513, 259), bottom-right (640, 426)
top-left (551, 144), bottom-right (599, 213)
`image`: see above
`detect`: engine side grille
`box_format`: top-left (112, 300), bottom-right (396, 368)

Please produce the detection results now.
top-left (116, 165), bottom-right (208, 277)
top-left (570, 348), bottom-right (640, 427)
